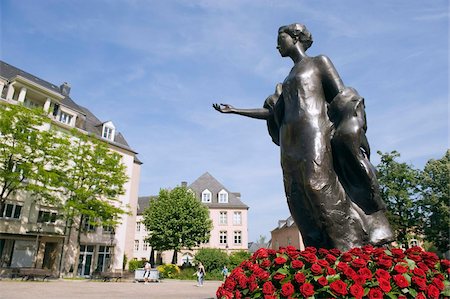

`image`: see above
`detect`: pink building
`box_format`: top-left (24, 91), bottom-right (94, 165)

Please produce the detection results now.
top-left (134, 172), bottom-right (249, 265)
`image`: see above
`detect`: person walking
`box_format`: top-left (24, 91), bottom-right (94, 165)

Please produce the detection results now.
top-left (196, 262), bottom-right (205, 287)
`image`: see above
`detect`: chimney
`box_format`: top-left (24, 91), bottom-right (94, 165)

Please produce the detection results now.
top-left (60, 82), bottom-right (71, 96)
top-left (181, 181), bottom-right (187, 188)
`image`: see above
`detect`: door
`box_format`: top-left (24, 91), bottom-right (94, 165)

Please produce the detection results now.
top-left (77, 245), bottom-right (94, 276)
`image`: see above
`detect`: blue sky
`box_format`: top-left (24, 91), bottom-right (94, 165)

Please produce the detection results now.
top-left (1, 0), bottom-right (448, 242)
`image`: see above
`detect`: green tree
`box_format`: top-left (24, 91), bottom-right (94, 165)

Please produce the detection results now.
top-left (143, 186), bottom-right (212, 264)
top-left (194, 248), bottom-right (229, 272)
top-left (61, 130), bottom-right (129, 246)
top-left (419, 150), bottom-right (449, 254)
top-left (228, 250), bottom-right (251, 269)
top-left (0, 104), bottom-right (68, 213)
top-left (376, 150), bottom-right (421, 247)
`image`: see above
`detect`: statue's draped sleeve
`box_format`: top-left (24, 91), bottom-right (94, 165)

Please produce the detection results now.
top-left (263, 91), bottom-right (284, 146)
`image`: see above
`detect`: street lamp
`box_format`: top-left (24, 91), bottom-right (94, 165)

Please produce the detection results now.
top-left (33, 223), bottom-right (43, 268)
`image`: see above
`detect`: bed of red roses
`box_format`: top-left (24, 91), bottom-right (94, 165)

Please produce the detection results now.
top-left (216, 245), bottom-right (450, 299)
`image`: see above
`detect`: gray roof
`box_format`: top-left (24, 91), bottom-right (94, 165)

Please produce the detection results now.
top-left (0, 60), bottom-right (138, 156)
top-left (137, 196), bottom-right (157, 215)
top-left (188, 172), bottom-right (249, 209)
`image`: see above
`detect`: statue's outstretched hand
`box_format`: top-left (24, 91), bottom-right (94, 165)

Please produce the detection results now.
top-left (213, 103), bottom-right (234, 113)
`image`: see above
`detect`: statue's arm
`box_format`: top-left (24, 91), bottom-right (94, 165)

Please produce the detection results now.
top-left (318, 55), bottom-right (345, 103)
top-left (212, 103), bottom-right (271, 120)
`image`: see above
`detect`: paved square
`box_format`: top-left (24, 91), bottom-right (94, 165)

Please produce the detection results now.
top-left (0, 279), bottom-right (222, 299)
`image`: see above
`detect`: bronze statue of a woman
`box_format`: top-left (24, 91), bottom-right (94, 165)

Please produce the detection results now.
top-left (213, 23), bottom-right (393, 250)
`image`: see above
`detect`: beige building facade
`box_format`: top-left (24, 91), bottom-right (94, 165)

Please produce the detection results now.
top-left (0, 61), bottom-right (141, 277)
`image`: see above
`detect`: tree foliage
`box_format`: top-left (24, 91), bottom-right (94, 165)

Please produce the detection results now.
top-left (376, 150), bottom-right (421, 247)
top-left (62, 130), bottom-right (129, 230)
top-left (194, 248), bottom-right (229, 272)
top-left (228, 250), bottom-right (251, 269)
top-left (143, 186), bottom-right (212, 263)
top-left (0, 104), bottom-right (68, 213)
top-left (419, 150), bottom-right (449, 254)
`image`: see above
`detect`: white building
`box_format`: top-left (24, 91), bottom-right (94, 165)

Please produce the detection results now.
top-left (134, 172), bottom-right (249, 265)
top-left (0, 60), bottom-right (141, 277)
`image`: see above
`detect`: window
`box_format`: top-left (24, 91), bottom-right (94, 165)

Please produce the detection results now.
top-left (233, 212), bottom-right (242, 225)
top-left (136, 222), bottom-right (141, 232)
top-left (37, 210), bottom-right (58, 223)
top-left (143, 240), bottom-right (148, 251)
top-left (134, 240), bottom-right (139, 251)
top-left (218, 190), bottom-right (228, 203)
top-left (24, 98), bottom-right (39, 109)
top-left (201, 189), bottom-right (212, 203)
top-left (287, 237), bottom-right (292, 245)
top-left (103, 225), bottom-right (114, 233)
top-left (1, 203), bottom-right (22, 219)
top-left (234, 231), bottom-right (242, 245)
top-left (96, 246), bottom-right (111, 272)
top-left (219, 231), bottom-right (227, 245)
top-left (59, 111), bottom-right (73, 125)
top-left (102, 126), bottom-right (114, 140)
top-left (219, 212), bottom-right (227, 225)
top-left (82, 217), bottom-right (96, 232)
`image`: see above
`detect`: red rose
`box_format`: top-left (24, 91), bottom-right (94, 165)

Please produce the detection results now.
top-left (310, 263), bottom-right (323, 275)
top-left (234, 290), bottom-right (242, 299)
top-left (273, 273), bottom-right (286, 280)
top-left (412, 276), bottom-right (427, 291)
top-left (329, 248), bottom-right (341, 256)
top-left (417, 262), bottom-right (429, 271)
top-left (377, 258), bottom-right (393, 268)
top-left (318, 248), bottom-right (329, 256)
top-left (353, 274), bottom-right (367, 285)
top-left (304, 246), bottom-right (317, 254)
top-left (415, 293), bottom-right (426, 299)
top-left (294, 272), bottom-right (306, 284)
top-left (262, 281), bottom-right (276, 295)
top-left (391, 248), bottom-right (406, 259)
top-left (393, 274), bottom-right (409, 288)
top-left (350, 284), bottom-right (364, 299)
top-left (274, 257), bottom-right (287, 265)
top-left (375, 269), bottom-right (391, 280)
top-left (300, 282), bottom-right (315, 297)
top-left (393, 264), bottom-right (408, 274)
top-left (329, 280), bottom-right (348, 296)
top-left (317, 259), bottom-right (329, 267)
top-left (238, 276), bottom-right (247, 289)
top-left (432, 277), bottom-right (444, 291)
top-left (352, 258), bottom-right (367, 268)
top-left (344, 267), bottom-right (357, 279)
top-left (368, 288), bottom-right (383, 299)
top-left (281, 282), bottom-right (295, 297)
top-left (303, 252), bottom-right (317, 264)
top-left (326, 266), bottom-right (336, 275)
top-left (254, 248), bottom-right (269, 259)
top-left (317, 276), bottom-right (328, 286)
top-left (224, 279), bottom-right (236, 291)
top-left (426, 284), bottom-right (440, 299)
top-left (258, 270), bottom-right (270, 281)
top-left (413, 267), bottom-right (426, 277)
top-left (358, 267), bottom-right (373, 279)
top-left (341, 252), bottom-right (353, 262)
top-left (249, 281), bottom-right (258, 292)
top-left (398, 296), bottom-right (407, 299)
top-left (377, 277), bottom-right (391, 293)
top-left (291, 260), bottom-right (304, 269)
top-left (337, 261), bottom-right (349, 272)
top-left (325, 254), bottom-right (337, 264)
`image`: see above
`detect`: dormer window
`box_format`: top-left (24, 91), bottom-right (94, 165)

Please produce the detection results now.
top-left (102, 121), bottom-right (115, 141)
top-left (201, 189), bottom-right (212, 203)
top-left (218, 189), bottom-right (229, 203)
top-left (59, 111), bottom-right (73, 125)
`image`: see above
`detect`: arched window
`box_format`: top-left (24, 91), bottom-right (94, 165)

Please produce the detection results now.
top-left (218, 189), bottom-right (228, 203)
top-left (201, 189), bottom-right (212, 203)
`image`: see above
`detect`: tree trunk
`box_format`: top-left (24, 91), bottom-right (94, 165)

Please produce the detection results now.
top-left (171, 250), bottom-right (178, 264)
top-left (149, 248), bottom-right (155, 266)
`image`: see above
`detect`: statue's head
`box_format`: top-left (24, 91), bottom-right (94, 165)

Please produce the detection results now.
top-left (278, 23), bottom-right (313, 51)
